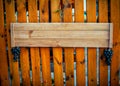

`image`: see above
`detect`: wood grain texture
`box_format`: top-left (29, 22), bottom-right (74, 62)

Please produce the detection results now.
top-left (98, 0), bottom-right (108, 86)
top-left (75, 0), bottom-right (85, 85)
top-left (39, 0), bottom-right (52, 86)
top-left (51, 0), bottom-right (64, 86)
top-left (63, 0), bottom-right (74, 86)
top-left (28, 0), bottom-right (41, 86)
top-left (110, 0), bottom-right (120, 85)
top-left (53, 48), bottom-right (64, 86)
top-left (11, 23), bottom-right (110, 31)
top-left (14, 31), bottom-right (108, 39)
top-left (11, 23), bottom-right (112, 48)
top-left (64, 48), bottom-right (74, 86)
top-left (86, 0), bottom-right (97, 86)
top-left (5, 0), bottom-right (20, 86)
top-left (39, 0), bottom-right (49, 22)
top-left (0, 0), bottom-right (10, 85)
top-left (17, 0), bottom-right (31, 86)
top-left (5, 0), bottom-right (15, 77)
top-left (40, 48), bottom-right (52, 86)
top-left (30, 48), bottom-right (41, 86)
top-left (13, 39), bottom-right (109, 47)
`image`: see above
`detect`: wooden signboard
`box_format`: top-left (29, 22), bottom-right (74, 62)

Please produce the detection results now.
top-left (11, 23), bottom-right (113, 48)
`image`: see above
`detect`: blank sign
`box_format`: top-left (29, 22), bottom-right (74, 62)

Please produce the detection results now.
top-left (11, 23), bottom-right (113, 48)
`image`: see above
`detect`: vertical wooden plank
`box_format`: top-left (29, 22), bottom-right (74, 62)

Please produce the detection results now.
top-left (39, 0), bottom-right (49, 22)
top-left (75, 0), bottom-right (84, 22)
top-left (39, 0), bottom-right (52, 85)
top-left (28, 0), bottom-right (41, 86)
top-left (64, 48), bottom-right (74, 86)
top-left (17, 0), bottom-right (31, 86)
top-left (110, 0), bottom-right (120, 85)
top-left (98, 0), bottom-right (108, 86)
top-left (63, 0), bottom-right (74, 86)
top-left (74, 0), bottom-right (85, 86)
top-left (5, 0), bottom-right (15, 76)
top-left (86, 0), bottom-right (97, 86)
top-left (51, 0), bottom-right (64, 86)
top-left (5, 0), bottom-right (20, 86)
top-left (40, 48), bottom-right (51, 86)
top-left (53, 48), bottom-right (63, 86)
top-left (30, 48), bottom-right (41, 86)
top-left (0, 0), bottom-right (10, 85)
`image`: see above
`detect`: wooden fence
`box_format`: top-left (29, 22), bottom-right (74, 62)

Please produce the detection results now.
top-left (0, 0), bottom-right (120, 86)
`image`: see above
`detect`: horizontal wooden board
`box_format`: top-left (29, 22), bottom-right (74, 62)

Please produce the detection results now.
top-left (12, 23), bottom-right (110, 31)
top-left (14, 31), bottom-right (108, 39)
top-left (11, 23), bottom-right (113, 48)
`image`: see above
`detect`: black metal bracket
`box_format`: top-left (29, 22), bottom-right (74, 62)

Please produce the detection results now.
top-left (11, 47), bottom-right (20, 62)
top-left (103, 48), bottom-right (113, 65)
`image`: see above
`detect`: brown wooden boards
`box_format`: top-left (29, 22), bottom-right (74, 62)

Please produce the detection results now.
top-left (62, 0), bottom-right (74, 86)
top-left (51, 0), bottom-right (64, 86)
top-left (5, 0), bottom-right (20, 86)
top-left (53, 48), bottom-right (63, 86)
top-left (110, 0), bottom-right (120, 85)
top-left (39, 0), bottom-right (52, 85)
top-left (98, 0), bottom-right (108, 86)
top-left (28, 0), bottom-right (41, 86)
top-left (86, 0), bottom-right (97, 85)
top-left (0, 0), bottom-right (9, 85)
top-left (1, 0), bottom-right (120, 86)
top-left (17, 0), bottom-right (31, 86)
top-left (11, 23), bottom-right (110, 31)
top-left (11, 23), bottom-right (112, 48)
top-left (74, 0), bottom-right (85, 85)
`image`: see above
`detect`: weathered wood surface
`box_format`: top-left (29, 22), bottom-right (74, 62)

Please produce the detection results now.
top-left (51, 0), bottom-right (64, 86)
top-left (75, 0), bottom-right (85, 85)
top-left (110, 0), bottom-right (120, 85)
top-left (40, 0), bottom-right (52, 86)
top-left (28, 0), bottom-right (41, 86)
top-left (0, 0), bottom-right (119, 86)
top-left (62, 0), bottom-right (74, 85)
top-left (17, 0), bottom-right (31, 86)
top-left (0, 0), bottom-right (9, 85)
top-left (87, 0), bottom-right (97, 86)
top-left (5, 0), bottom-right (20, 86)
top-left (99, 0), bottom-right (109, 86)
top-left (11, 23), bottom-right (112, 48)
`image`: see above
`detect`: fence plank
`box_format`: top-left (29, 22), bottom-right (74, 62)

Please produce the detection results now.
top-left (98, 0), bottom-right (108, 86)
top-left (39, 0), bottom-right (52, 86)
top-left (0, 0), bottom-right (9, 85)
top-left (64, 48), bottom-right (74, 86)
top-left (53, 48), bottom-right (63, 86)
top-left (51, 0), bottom-right (64, 86)
top-left (63, 0), bottom-right (74, 86)
top-left (40, 48), bottom-right (51, 85)
top-left (86, 0), bottom-right (97, 86)
top-left (110, 0), bottom-right (120, 85)
top-left (5, 0), bottom-right (15, 77)
top-left (17, 0), bottom-right (31, 86)
top-left (28, 0), bottom-right (41, 86)
top-left (5, 0), bottom-right (20, 86)
top-left (74, 0), bottom-right (85, 85)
